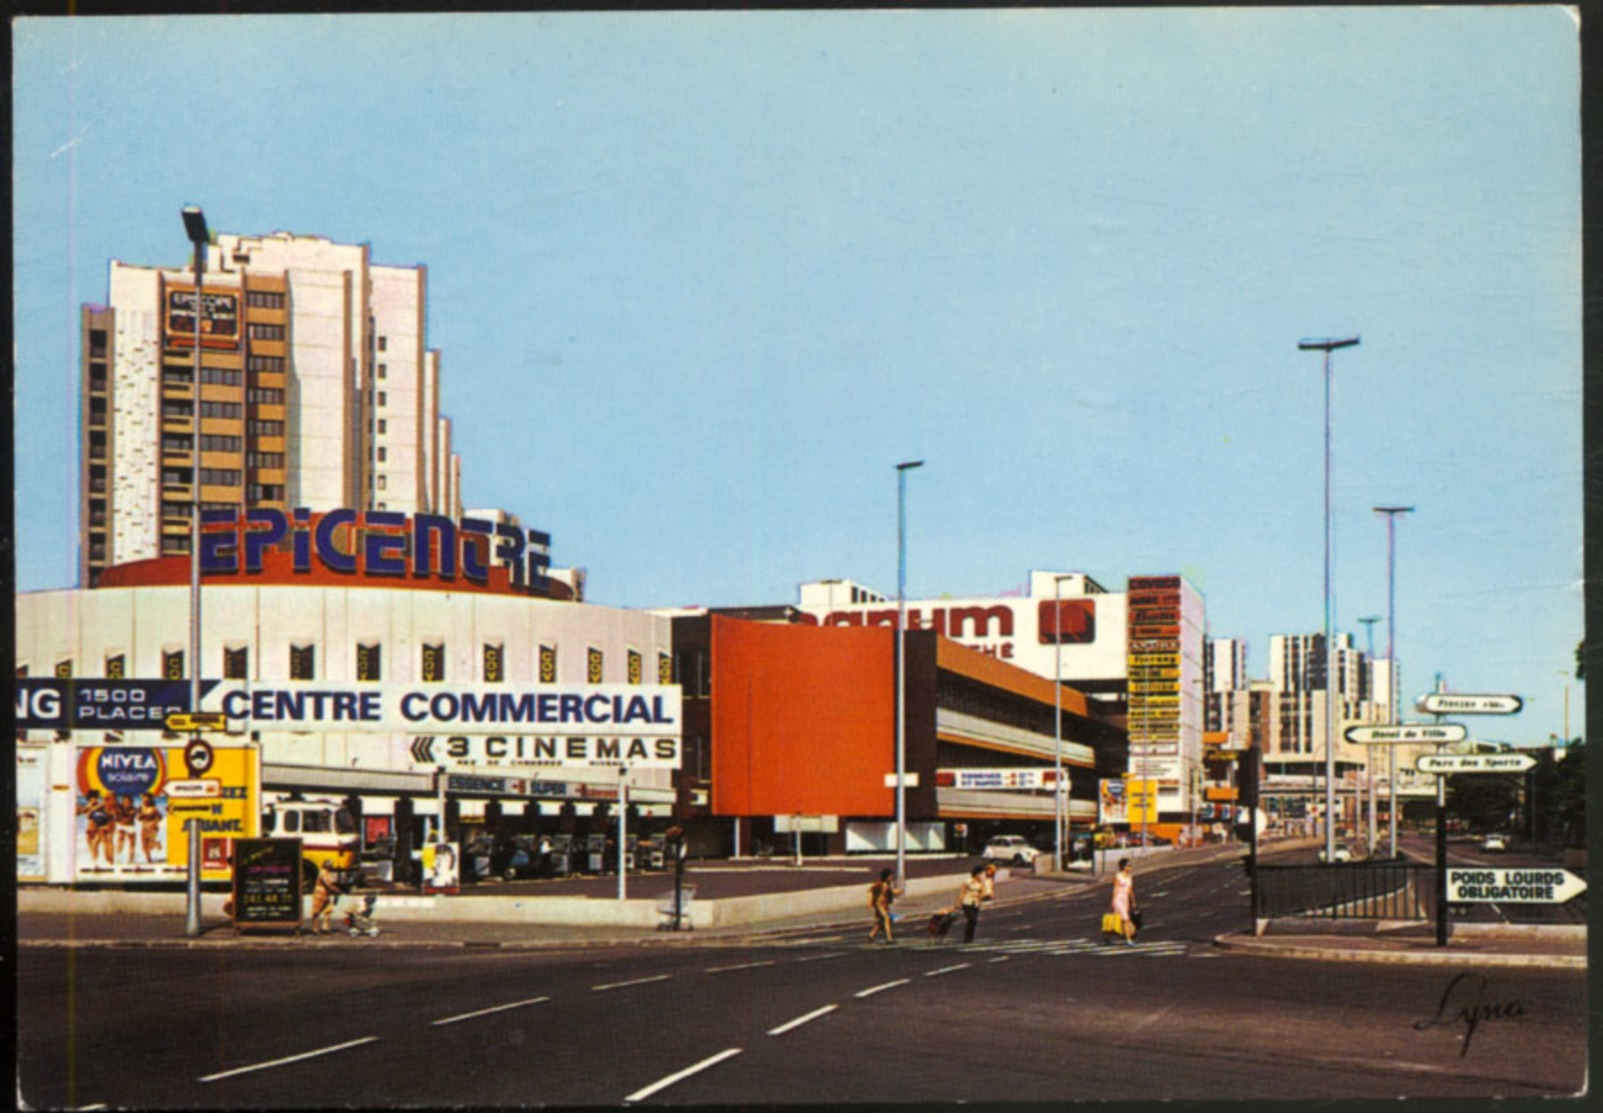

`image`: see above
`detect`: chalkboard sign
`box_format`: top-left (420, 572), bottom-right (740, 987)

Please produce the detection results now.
top-left (232, 837), bottom-right (303, 932)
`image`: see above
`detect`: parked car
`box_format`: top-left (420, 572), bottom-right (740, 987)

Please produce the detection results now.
top-left (1317, 843), bottom-right (1354, 863)
top-left (1481, 834), bottom-right (1508, 853)
top-left (981, 835), bottom-right (1041, 865)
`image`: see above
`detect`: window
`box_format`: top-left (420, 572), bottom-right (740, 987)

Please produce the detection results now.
top-left (377, 475), bottom-right (387, 491)
top-left (105, 654), bottom-right (125, 679)
top-left (377, 363), bottom-right (387, 379)
top-left (247, 387), bottom-right (285, 405)
top-left (356, 643), bottom-right (382, 681)
top-left (377, 447), bottom-right (387, 462)
top-left (539, 645), bottom-right (557, 683)
top-left (248, 323), bottom-right (286, 341)
top-left (290, 644), bottom-right (316, 680)
top-left (162, 365), bottom-right (193, 385)
top-left (377, 336), bottom-right (387, 351)
top-left (162, 435), bottom-right (194, 454)
top-left (163, 650), bottom-right (184, 680)
top-left (659, 652), bottom-right (672, 686)
top-left (421, 643), bottom-right (445, 682)
top-left (627, 649), bottom-right (643, 685)
top-left (587, 647), bottom-right (604, 684)
top-left (55, 659), bottom-right (73, 679)
top-left (163, 400), bottom-right (194, 419)
top-left (249, 419), bottom-right (285, 437)
top-left (248, 452), bottom-right (284, 469)
top-left (247, 355), bottom-right (285, 373)
top-left (162, 468), bottom-right (192, 487)
top-left (377, 391), bottom-right (387, 407)
top-left (198, 401), bottom-right (242, 419)
top-left (246, 290), bottom-right (285, 309)
top-left (201, 366), bottom-right (243, 386)
top-left (377, 419), bottom-right (387, 435)
top-left (483, 643), bottom-right (504, 683)
top-left (247, 483), bottom-right (283, 502)
top-left (224, 646), bottom-right (249, 679)
top-left (199, 469), bottom-right (242, 486)
top-left (199, 434), bottom-right (242, 453)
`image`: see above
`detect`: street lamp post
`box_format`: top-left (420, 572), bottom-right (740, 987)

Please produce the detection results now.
top-left (895, 460), bottom-right (924, 887)
top-left (1052, 574), bottom-right (1071, 870)
top-left (1299, 334), bottom-right (1359, 866)
top-left (180, 205), bottom-right (208, 939)
top-left (182, 206), bottom-right (209, 720)
top-left (1375, 504), bottom-right (1413, 857)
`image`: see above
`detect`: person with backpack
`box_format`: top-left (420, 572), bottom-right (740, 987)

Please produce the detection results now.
top-left (868, 867), bottom-right (901, 944)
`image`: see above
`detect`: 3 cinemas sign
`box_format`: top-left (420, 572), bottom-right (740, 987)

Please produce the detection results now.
top-left (197, 507), bottom-right (551, 592)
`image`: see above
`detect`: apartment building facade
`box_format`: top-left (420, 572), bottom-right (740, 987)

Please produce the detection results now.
top-left (79, 231), bottom-right (461, 588)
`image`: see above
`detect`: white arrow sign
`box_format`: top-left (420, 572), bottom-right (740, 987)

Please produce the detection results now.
top-left (1447, 868), bottom-right (1585, 904)
top-left (1345, 723), bottom-right (1468, 745)
top-left (1416, 693), bottom-right (1524, 716)
top-left (1416, 753), bottom-right (1536, 775)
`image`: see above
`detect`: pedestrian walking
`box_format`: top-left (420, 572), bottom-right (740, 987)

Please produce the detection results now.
top-left (867, 867), bottom-right (901, 944)
top-left (310, 859), bottom-right (343, 934)
top-left (956, 864), bottom-right (987, 944)
top-left (1109, 856), bottom-right (1138, 946)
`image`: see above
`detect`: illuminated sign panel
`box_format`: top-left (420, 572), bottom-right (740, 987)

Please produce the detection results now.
top-left (165, 287), bottom-right (240, 349)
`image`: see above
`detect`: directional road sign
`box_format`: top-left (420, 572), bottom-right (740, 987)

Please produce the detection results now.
top-left (166, 710), bottom-right (227, 732)
top-left (1344, 723), bottom-right (1467, 745)
top-left (1415, 693), bottom-right (1523, 716)
top-left (1416, 753), bottom-right (1536, 775)
top-left (1447, 867), bottom-right (1586, 904)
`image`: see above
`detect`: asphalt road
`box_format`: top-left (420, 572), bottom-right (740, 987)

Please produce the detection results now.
top-left (18, 859), bottom-right (1587, 1108)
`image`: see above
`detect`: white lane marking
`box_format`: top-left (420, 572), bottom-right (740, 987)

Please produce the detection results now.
top-left (625, 1047), bottom-right (743, 1103)
top-left (706, 960), bottom-right (776, 974)
top-left (989, 956), bottom-right (1011, 964)
top-left (794, 952), bottom-right (846, 962)
top-left (924, 963), bottom-right (972, 977)
top-left (854, 978), bottom-right (911, 999)
top-left (767, 1004), bottom-right (839, 1036)
top-left (593, 974), bottom-right (671, 992)
top-left (432, 996), bottom-right (550, 1026)
top-left (197, 1036), bottom-right (379, 1083)
top-left (75, 1106), bottom-right (107, 1112)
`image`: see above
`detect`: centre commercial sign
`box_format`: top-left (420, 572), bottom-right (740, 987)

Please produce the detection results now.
top-left (205, 682), bottom-right (684, 769)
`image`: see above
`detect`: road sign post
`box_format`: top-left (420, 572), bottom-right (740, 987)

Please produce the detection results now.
top-left (1446, 867), bottom-right (1586, 905)
top-left (1415, 693), bottom-right (1524, 716)
top-left (1416, 753), bottom-right (1536, 775)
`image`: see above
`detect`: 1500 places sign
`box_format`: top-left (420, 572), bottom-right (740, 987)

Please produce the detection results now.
top-left (202, 682), bottom-right (681, 737)
top-left (74, 744), bottom-right (259, 883)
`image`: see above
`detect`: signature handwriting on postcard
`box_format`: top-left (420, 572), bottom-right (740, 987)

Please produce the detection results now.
top-left (1412, 971), bottom-right (1527, 1056)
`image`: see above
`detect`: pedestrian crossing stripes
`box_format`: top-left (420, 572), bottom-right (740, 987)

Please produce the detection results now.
top-left (836, 935), bottom-right (1189, 958)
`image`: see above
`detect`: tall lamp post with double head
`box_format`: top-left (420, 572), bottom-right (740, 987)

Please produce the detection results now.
top-left (895, 460), bottom-right (924, 887)
top-left (1299, 334), bottom-right (1359, 866)
top-left (181, 206), bottom-right (209, 722)
top-left (180, 205), bottom-right (209, 938)
top-left (1374, 504), bottom-right (1413, 857)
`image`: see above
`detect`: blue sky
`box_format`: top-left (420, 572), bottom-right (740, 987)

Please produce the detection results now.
top-left (13, 8), bottom-right (1583, 742)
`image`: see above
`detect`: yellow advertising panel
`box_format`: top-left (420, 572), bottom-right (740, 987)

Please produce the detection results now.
top-left (74, 744), bottom-right (259, 883)
top-left (1126, 779), bottom-right (1158, 824)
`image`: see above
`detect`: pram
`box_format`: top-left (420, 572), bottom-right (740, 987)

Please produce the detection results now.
top-left (342, 893), bottom-right (381, 938)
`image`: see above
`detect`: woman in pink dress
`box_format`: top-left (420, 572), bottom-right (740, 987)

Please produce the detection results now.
top-left (1110, 857), bottom-right (1137, 945)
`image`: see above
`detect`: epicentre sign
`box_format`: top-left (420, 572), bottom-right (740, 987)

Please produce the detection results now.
top-left (201, 682), bottom-right (681, 737)
top-left (195, 507), bottom-right (551, 592)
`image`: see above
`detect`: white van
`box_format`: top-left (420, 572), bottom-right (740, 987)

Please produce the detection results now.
top-left (262, 795), bottom-right (360, 885)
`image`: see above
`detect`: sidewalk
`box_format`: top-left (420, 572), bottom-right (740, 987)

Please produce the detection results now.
top-left (1213, 923), bottom-right (1587, 970)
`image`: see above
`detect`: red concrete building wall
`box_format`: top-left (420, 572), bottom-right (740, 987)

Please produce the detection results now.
top-left (710, 615), bottom-right (895, 818)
